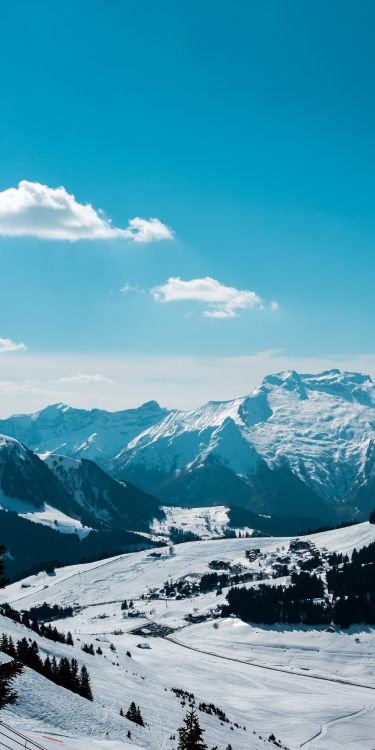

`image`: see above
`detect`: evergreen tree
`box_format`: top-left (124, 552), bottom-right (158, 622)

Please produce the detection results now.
top-left (126, 701), bottom-right (144, 726)
top-left (58, 657), bottom-right (72, 689)
top-left (79, 665), bottom-right (93, 701)
top-left (43, 656), bottom-right (53, 681)
top-left (70, 658), bottom-right (80, 692)
top-left (51, 656), bottom-right (58, 679)
top-left (177, 709), bottom-right (207, 750)
top-left (7, 637), bottom-right (16, 658)
top-left (0, 661), bottom-right (23, 709)
top-left (0, 545), bottom-right (23, 709)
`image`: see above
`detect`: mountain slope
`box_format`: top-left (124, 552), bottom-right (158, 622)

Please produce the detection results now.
top-left (0, 435), bottom-right (73, 513)
top-left (2, 369), bottom-right (375, 519)
top-left (0, 439), bottom-right (164, 578)
top-left (44, 454), bottom-right (164, 531)
top-left (112, 370), bottom-right (375, 517)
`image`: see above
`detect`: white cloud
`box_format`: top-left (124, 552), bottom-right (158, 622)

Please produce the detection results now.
top-left (0, 337), bottom-right (27, 353)
top-left (120, 282), bottom-right (143, 294)
top-left (151, 276), bottom-right (264, 318)
top-left (0, 181), bottom-right (174, 243)
top-left (203, 308), bottom-right (237, 319)
top-left (126, 217), bottom-right (173, 243)
top-left (270, 300), bottom-right (280, 311)
top-left (58, 374), bottom-right (113, 384)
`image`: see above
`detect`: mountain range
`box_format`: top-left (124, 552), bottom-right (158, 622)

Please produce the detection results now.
top-left (2, 369), bottom-right (375, 523)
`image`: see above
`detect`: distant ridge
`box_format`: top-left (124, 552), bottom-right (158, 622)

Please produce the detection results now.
top-left (1, 369), bottom-right (375, 519)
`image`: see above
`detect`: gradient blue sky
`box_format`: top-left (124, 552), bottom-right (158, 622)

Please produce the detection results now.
top-left (0, 0), bottom-right (374, 414)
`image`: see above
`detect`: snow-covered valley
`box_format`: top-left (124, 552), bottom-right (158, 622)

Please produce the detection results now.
top-left (2, 522), bottom-right (375, 749)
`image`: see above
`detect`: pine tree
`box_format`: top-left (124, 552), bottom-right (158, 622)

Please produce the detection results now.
top-left (43, 656), bottom-right (53, 680)
top-left (7, 637), bottom-right (16, 658)
top-left (0, 545), bottom-right (23, 709)
top-left (66, 632), bottom-right (74, 646)
top-left (177, 709), bottom-right (207, 750)
top-left (58, 657), bottom-right (72, 689)
top-left (126, 701), bottom-right (144, 726)
top-left (70, 658), bottom-right (80, 692)
top-left (0, 661), bottom-right (23, 709)
top-left (51, 656), bottom-right (58, 679)
top-left (79, 665), bottom-right (93, 701)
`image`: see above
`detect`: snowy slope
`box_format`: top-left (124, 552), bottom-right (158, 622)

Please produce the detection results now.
top-left (19, 504), bottom-right (92, 538)
top-left (43, 453), bottom-right (163, 531)
top-left (2, 522), bottom-right (375, 749)
top-left (150, 505), bottom-right (232, 540)
top-left (0, 435), bottom-right (74, 513)
top-left (0, 438), bottom-right (163, 533)
top-left (112, 370), bottom-right (375, 514)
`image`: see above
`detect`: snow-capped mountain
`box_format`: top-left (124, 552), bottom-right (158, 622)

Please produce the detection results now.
top-left (2, 369), bottom-right (375, 520)
top-left (0, 400), bottom-right (168, 465)
top-left (112, 369), bottom-right (375, 518)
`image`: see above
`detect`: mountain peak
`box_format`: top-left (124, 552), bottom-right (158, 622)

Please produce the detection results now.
top-left (261, 370), bottom-right (307, 399)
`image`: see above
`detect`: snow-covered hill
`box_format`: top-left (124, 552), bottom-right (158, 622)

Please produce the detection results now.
top-left (2, 370), bottom-right (375, 520)
top-left (2, 522), bottom-right (375, 749)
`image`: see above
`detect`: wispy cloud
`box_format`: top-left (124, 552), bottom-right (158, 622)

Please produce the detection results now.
top-left (0, 380), bottom-right (45, 395)
top-left (1, 351), bottom-right (375, 416)
top-left (0, 337), bottom-right (27, 353)
top-left (0, 181), bottom-right (174, 243)
top-left (120, 282), bottom-right (143, 294)
top-left (151, 276), bottom-right (266, 318)
top-left (58, 374), bottom-right (113, 384)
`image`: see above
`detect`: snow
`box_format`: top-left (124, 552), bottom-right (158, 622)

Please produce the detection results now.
top-left (19, 504), bottom-right (92, 538)
top-left (151, 505), bottom-right (232, 539)
top-left (2, 522), bottom-right (375, 749)
top-left (0, 401), bottom-right (169, 466)
top-left (4, 369), bottom-right (375, 509)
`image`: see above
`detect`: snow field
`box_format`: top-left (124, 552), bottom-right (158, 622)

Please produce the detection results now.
top-left (2, 522), bottom-right (375, 748)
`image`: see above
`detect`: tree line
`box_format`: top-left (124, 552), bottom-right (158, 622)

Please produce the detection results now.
top-left (1, 603), bottom-right (74, 646)
top-left (223, 540), bottom-right (375, 628)
top-left (0, 634), bottom-right (93, 700)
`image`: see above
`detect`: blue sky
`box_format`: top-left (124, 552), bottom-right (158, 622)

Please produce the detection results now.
top-left (0, 0), bottom-right (374, 413)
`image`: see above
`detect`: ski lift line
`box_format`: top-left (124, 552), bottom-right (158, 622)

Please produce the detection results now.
top-left (0, 721), bottom-right (47, 750)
